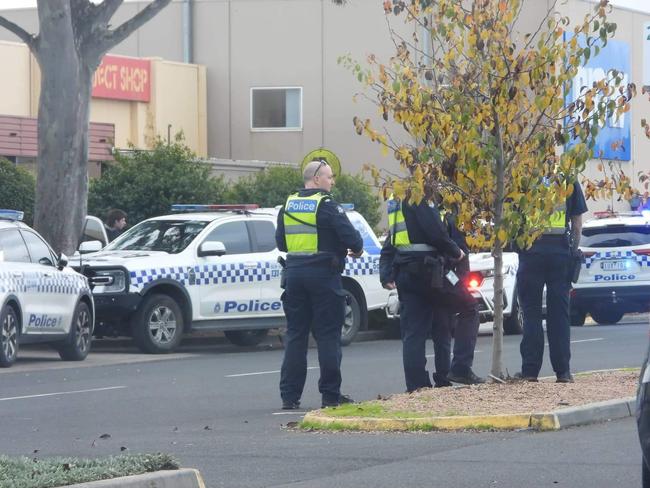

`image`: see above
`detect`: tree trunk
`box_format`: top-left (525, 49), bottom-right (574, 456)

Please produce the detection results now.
top-left (491, 111), bottom-right (506, 380)
top-left (33, 2), bottom-right (94, 256)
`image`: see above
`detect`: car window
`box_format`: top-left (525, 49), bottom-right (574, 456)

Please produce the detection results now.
top-left (21, 231), bottom-right (55, 266)
top-left (0, 229), bottom-right (30, 263)
top-left (203, 221), bottom-right (252, 254)
top-left (581, 225), bottom-right (650, 248)
top-left (250, 220), bottom-right (276, 252)
top-left (104, 220), bottom-right (209, 254)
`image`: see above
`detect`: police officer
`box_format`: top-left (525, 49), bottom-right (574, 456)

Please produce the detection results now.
top-left (379, 193), bottom-right (464, 393)
top-left (276, 159), bottom-right (363, 410)
top-left (431, 206), bottom-right (484, 386)
top-left (637, 343), bottom-right (650, 487)
top-left (516, 179), bottom-right (587, 383)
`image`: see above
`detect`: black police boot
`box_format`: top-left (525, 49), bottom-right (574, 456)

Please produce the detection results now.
top-left (321, 394), bottom-right (354, 408)
top-left (282, 399), bottom-right (301, 410)
top-left (513, 372), bottom-right (539, 382)
top-left (433, 373), bottom-right (453, 388)
top-left (448, 369), bottom-right (486, 385)
top-left (556, 372), bottom-right (574, 383)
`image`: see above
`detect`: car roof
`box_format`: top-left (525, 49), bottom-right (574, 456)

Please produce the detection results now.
top-left (583, 215), bottom-right (650, 228)
top-left (148, 208), bottom-right (279, 222)
top-left (0, 219), bottom-right (31, 231)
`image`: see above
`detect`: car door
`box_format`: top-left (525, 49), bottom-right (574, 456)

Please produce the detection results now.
top-left (0, 228), bottom-right (39, 333)
top-left (20, 230), bottom-right (70, 335)
top-left (248, 219), bottom-right (284, 318)
top-left (196, 219), bottom-right (262, 320)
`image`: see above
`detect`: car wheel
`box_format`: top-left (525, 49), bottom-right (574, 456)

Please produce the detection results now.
top-left (224, 329), bottom-right (269, 347)
top-left (0, 305), bottom-right (18, 367)
top-left (133, 294), bottom-right (184, 354)
top-left (503, 294), bottom-right (523, 335)
top-left (58, 301), bottom-right (92, 361)
top-left (341, 287), bottom-right (363, 346)
top-left (590, 308), bottom-right (624, 325)
top-left (570, 309), bottom-right (587, 327)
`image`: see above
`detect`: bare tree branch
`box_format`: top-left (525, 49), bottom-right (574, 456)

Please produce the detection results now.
top-left (102, 0), bottom-right (172, 51)
top-left (94, 0), bottom-right (124, 26)
top-left (0, 16), bottom-right (37, 49)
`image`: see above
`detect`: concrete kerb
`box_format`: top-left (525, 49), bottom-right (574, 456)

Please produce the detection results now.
top-left (301, 396), bottom-right (637, 432)
top-left (63, 468), bottom-right (205, 488)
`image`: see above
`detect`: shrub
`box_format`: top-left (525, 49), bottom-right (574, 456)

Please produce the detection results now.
top-left (88, 135), bottom-right (228, 225)
top-left (0, 453), bottom-right (178, 488)
top-left (0, 158), bottom-right (35, 225)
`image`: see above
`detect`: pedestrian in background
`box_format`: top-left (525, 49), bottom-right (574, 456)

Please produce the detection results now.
top-left (104, 209), bottom-right (127, 242)
top-left (379, 192), bottom-right (464, 393)
top-left (276, 159), bottom-right (363, 410)
top-left (516, 179), bottom-right (587, 383)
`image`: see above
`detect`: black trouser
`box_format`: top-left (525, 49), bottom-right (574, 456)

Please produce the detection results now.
top-left (637, 344), bottom-right (650, 487)
top-left (395, 265), bottom-right (436, 392)
top-left (279, 266), bottom-right (346, 404)
top-left (432, 285), bottom-right (480, 378)
top-left (517, 252), bottom-right (571, 377)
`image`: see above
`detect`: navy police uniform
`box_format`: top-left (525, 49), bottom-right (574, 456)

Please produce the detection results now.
top-left (517, 181), bottom-right (587, 380)
top-left (637, 342), bottom-right (650, 487)
top-left (379, 199), bottom-right (462, 392)
top-left (276, 188), bottom-right (363, 408)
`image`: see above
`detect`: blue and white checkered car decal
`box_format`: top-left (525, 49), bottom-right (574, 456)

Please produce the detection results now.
top-left (0, 270), bottom-right (89, 295)
top-left (344, 256), bottom-right (379, 276)
top-left (130, 266), bottom-right (189, 290)
top-left (585, 250), bottom-right (650, 269)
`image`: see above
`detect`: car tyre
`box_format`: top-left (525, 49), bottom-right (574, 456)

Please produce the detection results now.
top-left (590, 308), bottom-right (624, 325)
top-left (58, 301), bottom-right (92, 361)
top-left (570, 309), bottom-right (587, 327)
top-left (133, 294), bottom-right (184, 354)
top-left (224, 329), bottom-right (269, 347)
top-left (0, 305), bottom-right (18, 367)
top-left (341, 287), bottom-right (363, 346)
top-left (503, 294), bottom-right (523, 335)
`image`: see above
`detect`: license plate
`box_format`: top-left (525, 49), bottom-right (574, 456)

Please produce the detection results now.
top-left (600, 260), bottom-right (627, 271)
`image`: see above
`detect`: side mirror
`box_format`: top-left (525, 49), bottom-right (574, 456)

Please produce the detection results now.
top-left (198, 241), bottom-right (226, 257)
top-left (79, 240), bottom-right (103, 254)
top-left (57, 253), bottom-right (68, 270)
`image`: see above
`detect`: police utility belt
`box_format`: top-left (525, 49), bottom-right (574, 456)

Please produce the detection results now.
top-left (396, 244), bottom-right (446, 290)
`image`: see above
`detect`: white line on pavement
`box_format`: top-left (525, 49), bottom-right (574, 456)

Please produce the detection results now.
top-left (544, 338), bottom-right (604, 346)
top-left (272, 412), bottom-right (306, 415)
top-left (0, 386), bottom-right (126, 402)
top-left (226, 366), bottom-right (318, 378)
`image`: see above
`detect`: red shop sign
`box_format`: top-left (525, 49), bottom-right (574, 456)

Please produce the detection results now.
top-left (92, 55), bottom-right (151, 102)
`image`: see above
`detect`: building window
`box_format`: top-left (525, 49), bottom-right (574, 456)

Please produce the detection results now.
top-left (250, 87), bottom-right (302, 131)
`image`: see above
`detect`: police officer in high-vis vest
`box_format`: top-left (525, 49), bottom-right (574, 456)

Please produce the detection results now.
top-left (379, 194), bottom-right (465, 393)
top-left (516, 180), bottom-right (587, 383)
top-left (275, 159), bottom-right (363, 410)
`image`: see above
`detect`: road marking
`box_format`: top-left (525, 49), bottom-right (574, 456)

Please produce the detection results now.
top-left (0, 386), bottom-right (126, 402)
top-left (272, 412), bottom-right (306, 415)
top-left (544, 338), bottom-right (604, 346)
top-left (226, 366), bottom-right (318, 378)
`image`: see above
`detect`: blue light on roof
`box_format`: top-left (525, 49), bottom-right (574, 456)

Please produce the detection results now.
top-left (0, 209), bottom-right (24, 221)
top-left (340, 203), bottom-right (355, 211)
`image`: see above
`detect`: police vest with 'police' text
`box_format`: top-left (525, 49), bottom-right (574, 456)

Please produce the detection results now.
top-left (283, 192), bottom-right (327, 254)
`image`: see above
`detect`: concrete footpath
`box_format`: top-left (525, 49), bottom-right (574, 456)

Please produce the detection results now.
top-left (64, 468), bottom-right (205, 488)
top-left (302, 396), bottom-right (638, 432)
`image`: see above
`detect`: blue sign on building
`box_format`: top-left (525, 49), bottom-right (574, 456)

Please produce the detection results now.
top-left (566, 38), bottom-right (631, 161)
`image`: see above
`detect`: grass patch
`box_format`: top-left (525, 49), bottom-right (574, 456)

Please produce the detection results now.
top-left (0, 453), bottom-right (178, 488)
top-left (319, 402), bottom-right (428, 419)
top-left (299, 420), bottom-right (355, 431)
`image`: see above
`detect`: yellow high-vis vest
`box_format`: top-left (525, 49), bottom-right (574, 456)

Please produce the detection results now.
top-left (545, 203), bottom-right (567, 235)
top-left (387, 196), bottom-right (435, 252)
top-left (283, 192), bottom-right (327, 254)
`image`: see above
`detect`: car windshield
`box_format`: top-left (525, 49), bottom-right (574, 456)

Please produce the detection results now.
top-left (103, 220), bottom-right (209, 254)
top-left (581, 224), bottom-right (650, 248)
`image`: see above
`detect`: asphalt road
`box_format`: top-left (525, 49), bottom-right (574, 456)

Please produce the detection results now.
top-left (0, 318), bottom-right (647, 487)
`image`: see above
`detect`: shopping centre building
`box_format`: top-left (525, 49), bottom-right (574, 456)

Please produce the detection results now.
top-left (0, 0), bottom-right (649, 212)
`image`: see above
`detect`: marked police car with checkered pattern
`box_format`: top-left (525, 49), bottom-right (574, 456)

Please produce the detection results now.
top-left (0, 210), bottom-right (94, 367)
top-left (77, 204), bottom-right (388, 353)
top-left (571, 211), bottom-right (650, 326)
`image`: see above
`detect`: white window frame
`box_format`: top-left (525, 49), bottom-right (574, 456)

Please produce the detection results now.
top-left (250, 86), bottom-right (303, 132)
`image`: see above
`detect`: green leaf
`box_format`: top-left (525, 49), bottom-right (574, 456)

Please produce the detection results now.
top-left (392, 80), bottom-right (401, 92)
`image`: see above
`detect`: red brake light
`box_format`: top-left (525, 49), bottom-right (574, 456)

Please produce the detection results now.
top-left (582, 251), bottom-right (595, 258)
top-left (633, 249), bottom-right (650, 256)
top-left (466, 272), bottom-right (484, 289)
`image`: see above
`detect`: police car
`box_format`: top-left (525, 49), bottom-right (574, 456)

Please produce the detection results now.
top-left (76, 204), bottom-right (388, 353)
top-left (571, 211), bottom-right (650, 326)
top-left (385, 251), bottom-right (523, 335)
top-left (0, 210), bottom-right (94, 367)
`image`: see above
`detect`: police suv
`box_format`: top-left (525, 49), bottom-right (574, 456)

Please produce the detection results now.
top-left (76, 204), bottom-right (388, 353)
top-left (0, 210), bottom-right (94, 367)
top-left (571, 211), bottom-right (650, 326)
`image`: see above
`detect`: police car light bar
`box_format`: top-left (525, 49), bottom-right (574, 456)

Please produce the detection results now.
top-left (0, 209), bottom-right (24, 221)
top-left (171, 204), bottom-right (259, 212)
